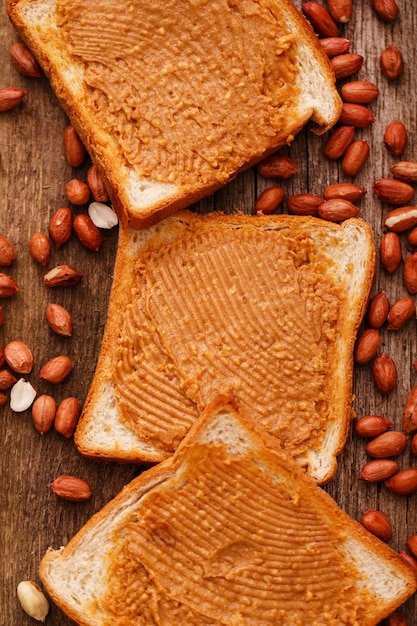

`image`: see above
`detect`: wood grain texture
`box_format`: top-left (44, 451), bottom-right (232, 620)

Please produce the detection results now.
top-left (1, 1), bottom-right (417, 623)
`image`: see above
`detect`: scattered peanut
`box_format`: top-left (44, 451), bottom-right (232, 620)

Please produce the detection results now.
top-left (361, 509), bottom-right (392, 541)
top-left (319, 37), bottom-right (351, 58)
top-left (372, 353), bottom-right (397, 394)
top-left (63, 124), bottom-right (87, 167)
top-left (327, 0), bottom-right (352, 23)
top-left (10, 378), bottom-right (37, 412)
top-left (301, 2), bottom-right (339, 37)
top-left (0, 369), bottom-right (17, 390)
top-left (384, 121), bottom-right (407, 156)
top-left (73, 214), bottom-right (103, 251)
top-left (403, 253), bottom-right (417, 294)
top-left (385, 468), bottom-right (417, 495)
top-left (354, 415), bottom-right (393, 438)
top-left (373, 178), bottom-right (414, 205)
top-left (366, 431), bottom-right (409, 458)
top-left (54, 397), bottom-right (81, 438)
top-left (43, 264), bottom-right (83, 287)
top-left (4, 340), bottom-right (33, 374)
top-left (65, 178), bottom-right (91, 205)
top-left (31, 394), bottom-right (57, 435)
top-left (39, 355), bottom-right (73, 384)
top-left (341, 140), bottom-right (370, 177)
top-left (16, 580), bottom-right (49, 622)
top-left (402, 387), bottom-right (417, 433)
top-left (359, 459), bottom-right (398, 482)
top-left (0, 87), bottom-right (27, 112)
top-left (0, 234), bottom-right (16, 266)
top-left (88, 202), bottom-right (118, 229)
top-left (317, 198), bottom-right (360, 222)
top-left (50, 474), bottom-right (92, 501)
top-left (254, 187), bottom-right (285, 214)
top-left (384, 206), bottom-right (417, 233)
top-left (338, 103), bottom-right (375, 128)
top-left (323, 125), bottom-right (355, 160)
top-left (29, 232), bottom-right (51, 266)
top-left (10, 42), bottom-right (41, 78)
top-left (407, 535), bottom-right (417, 559)
top-left (45, 303), bottom-right (73, 337)
top-left (366, 291), bottom-right (390, 328)
top-left (286, 193), bottom-right (324, 216)
top-left (0, 272), bottom-right (19, 298)
top-left (390, 161), bottom-right (417, 184)
top-left (354, 329), bottom-right (381, 364)
top-left (323, 182), bottom-right (366, 203)
top-left (372, 0), bottom-right (399, 22)
top-left (256, 154), bottom-right (298, 179)
top-left (330, 53), bottom-right (363, 79)
top-left (380, 45), bottom-right (404, 81)
top-left (340, 80), bottom-right (379, 104)
top-left (379, 231), bottom-right (402, 273)
top-left (387, 298), bottom-right (415, 330)
top-left (48, 207), bottom-right (73, 249)
top-left (87, 165), bottom-right (109, 203)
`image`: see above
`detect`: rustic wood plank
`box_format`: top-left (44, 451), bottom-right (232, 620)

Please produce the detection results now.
top-left (1, 1), bottom-right (417, 623)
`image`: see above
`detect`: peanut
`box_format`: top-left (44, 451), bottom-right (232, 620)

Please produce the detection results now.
top-left (354, 329), bottom-right (381, 364)
top-left (341, 140), bottom-right (370, 177)
top-left (361, 509), bottom-right (392, 541)
top-left (50, 475), bottom-right (92, 501)
top-left (385, 469), bottom-right (417, 495)
top-left (301, 2), bottom-right (339, 37)
top-left (366, 431), bottom-right (408, 458)
top-left (354, 415), bottom-right (393, 438)
top-left (39, 355), bottom-right (73, 384)
top-left (48, 207), bottom-right (73, 249)
top-left (29, 232), bottom-right (51, 266)
top-left (384, 121), bottom-right (407, 156)
top-left (54, 397), bottom-right (81, 438)
top-left (257, 155), bottom-right (298, 179)
top-left (73, 214), bottom-right (103, 251)
top-left (10, 42), bottom-right (41, 78)
top-left (381, 45), bottom-right (404, 80)
top-left (372, 353), bottom-right (397, 394)
top-left (254, 187), bottom-right (285, 215)
top-left (379, 231), bottom-right (402, 273)
top-left (63, 124), bottom-right (87, 167)
top-left (366, 291), bottom-right (390, 328)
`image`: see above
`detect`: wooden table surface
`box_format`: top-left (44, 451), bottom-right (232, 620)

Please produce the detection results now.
top-left (1, 1), bottom-right (417, 624)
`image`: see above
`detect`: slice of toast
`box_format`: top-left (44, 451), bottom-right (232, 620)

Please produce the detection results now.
top-left (7, 0), bottom-right (342, 229)
top-left (74, 212), bottom-right (375, 484)
top-left (40, 396), bottom-right (417, 625)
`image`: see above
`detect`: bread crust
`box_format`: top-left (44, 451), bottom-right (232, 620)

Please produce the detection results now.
top-left (7, 0), bottom-right (342, 229)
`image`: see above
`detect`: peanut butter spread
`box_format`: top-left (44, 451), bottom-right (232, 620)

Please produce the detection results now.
top-left (113, 216), bottom-right (346, 463)
top-left (56, 0), bottom-right (299, 185)
top-left (98, 440), bottom-right (370, 624)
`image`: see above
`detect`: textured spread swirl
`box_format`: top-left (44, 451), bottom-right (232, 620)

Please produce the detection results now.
top-left (113, 217), bottom-right (344, 464)
top-left (56, 0), bottom-right (299, 184)
top-left (98, 441), bottom-right (369, 624)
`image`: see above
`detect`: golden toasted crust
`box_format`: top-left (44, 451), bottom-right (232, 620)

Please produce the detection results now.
top-left (7, 0), bottom-right (342, 230)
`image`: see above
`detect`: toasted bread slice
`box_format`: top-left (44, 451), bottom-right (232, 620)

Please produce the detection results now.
top-left (7, 0), bottom-right (342, 229)
top-left (41, 396), bottom-right (417, 625)
top-left (74, 212), bottom-right (375, 483)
